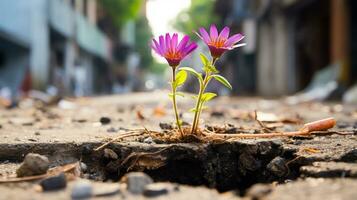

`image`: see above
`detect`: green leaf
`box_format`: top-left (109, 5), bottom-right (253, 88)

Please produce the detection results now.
top-left (199, 53), bottom-right (209, 66)
top-left (176, 92), bottom-right (185, 97)
top-left (201, 106), bottom-right (208, 110)
top-left (203, 64), bottom-right (219, 73)
top-left (179, 67), bottom-right (203, 83)
top-left (201, 92), bottom-right (217, 102)
top-left (189, 108), bottom-right (197, 113)
top-left (168, 92), bottom-right (185, 99)
top-left (212, 74), bottom-right (232, 90)
top-left (174, 70), bottom-right (187, 87)
top-left (189, 106), bottom-right (208, 113)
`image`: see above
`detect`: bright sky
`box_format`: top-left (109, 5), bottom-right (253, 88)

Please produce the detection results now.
top-left (146, 0), bottom-right (191, 63)
top-left (146, 0), bottom-right (191, 37)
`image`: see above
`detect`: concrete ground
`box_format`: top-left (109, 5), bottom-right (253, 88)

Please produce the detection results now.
top-left (0, 91), bottom-right (356, 199)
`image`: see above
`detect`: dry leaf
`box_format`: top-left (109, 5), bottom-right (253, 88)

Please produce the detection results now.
top-left (136, 109), bottom-right (146, 120)
top-left (0, 162), bottom-right (80, 183)
top-left (153, 106), bottom-right (166, 117)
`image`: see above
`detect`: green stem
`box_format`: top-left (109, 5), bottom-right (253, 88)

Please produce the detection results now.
top-left (191, 58), bottom-right (218, 134)
top-left (171, 67), bottom-right (184, 136)
top-left (190, 80), bottom-right (204, 134)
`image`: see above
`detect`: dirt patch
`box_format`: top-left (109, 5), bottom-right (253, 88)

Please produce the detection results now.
top-left (1, 133), bottom-right (356, 193)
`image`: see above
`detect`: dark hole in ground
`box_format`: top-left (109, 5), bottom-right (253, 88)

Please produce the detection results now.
top-left (0, 141), bottom-right (304, 194)
top-left (85, 140), bottom-right (302, 193)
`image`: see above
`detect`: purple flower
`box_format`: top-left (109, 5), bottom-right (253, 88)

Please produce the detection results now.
top-left (152, 33), bottom-right (198, 67)
top-left (196, 24), bottom-right (245, 58)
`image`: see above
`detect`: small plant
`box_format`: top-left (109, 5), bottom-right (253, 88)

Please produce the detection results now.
top-left (151, 25), bottom-right (245, 136)
top-left (182, 25), bottom-right (245, 134)
top-left (151, 33), bottom-right (198, 135)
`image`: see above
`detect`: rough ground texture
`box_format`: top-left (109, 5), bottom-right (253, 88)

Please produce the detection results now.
top-left (0, 91), bottom-right (356, 199)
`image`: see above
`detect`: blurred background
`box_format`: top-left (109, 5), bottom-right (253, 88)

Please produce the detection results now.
top-left (0, 0), bottom-right (356, 105)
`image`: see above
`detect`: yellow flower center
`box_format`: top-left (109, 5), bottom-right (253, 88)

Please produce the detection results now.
top-left (209, 38), bottom-right (226, 48)
top-left (165, 49), bottom-right (181, 60)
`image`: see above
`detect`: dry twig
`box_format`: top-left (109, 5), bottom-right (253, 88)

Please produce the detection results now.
top-left (205, 117), bottom-right (337, 139)
top-left (0, 162), bottom-right (79, 183)
top-left (94, 130), bottom-right (146, 151)
top-left (254, 110), bottom-right (276, 133)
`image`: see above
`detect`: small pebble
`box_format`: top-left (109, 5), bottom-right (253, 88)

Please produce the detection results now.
top-left (267, 156), bottom-right (288, 177)
top-left (71, 181), bottom-right (93, 199)
top-left (107, 127), bottom-right (117, 133)
top-left (80, 162), bottom-right (88, 173)
top-left (104, 148), bottom-right (118, 160)
top-left (143, 137), bottom-right (154, 144)
top-left (144, 183), bottom-right (169, 197)
top-left (99, 117), bottom-right (111, 125)
top-left (122, 172), bottom-right (153, 194)
top-left (246, 183), bottom-right (272, 199)
top-left (159, 123), bottom-right (173, 130)
top-left (16, 153), bottom-right (50, 177)
top-left (210, 110), bottom-right (224, 117)
top-left (93, 184), bottom-right (120, 197)
top-left (40, 173), bottom-right (67, 191)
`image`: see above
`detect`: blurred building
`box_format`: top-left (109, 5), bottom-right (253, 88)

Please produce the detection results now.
top-left (215, 0), bottom-right (356, 98)
top-left (0, 0), bottom-right (112, 98)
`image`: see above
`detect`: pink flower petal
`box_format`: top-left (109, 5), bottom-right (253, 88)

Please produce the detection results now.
top-left (171, 33), bottom-right (178, 51)
top-left (159, 35), bottom-right (165, 53)
top-left (199, 27), bottom-right (210, 43)
top-left (152, 39), bottom-right (162, 55)
top-left (225, 33), bottom-right (244, 47)
top-left (218, 26), bottom-right (230, 40)
top-left (183, 42), bottom-right (198, 56)
top-left (210, 24), bottom-right (218, 40)
top-left (165, 33), bottom-right (171, 51)
top-left (177, 35), bottom-right (189, 52)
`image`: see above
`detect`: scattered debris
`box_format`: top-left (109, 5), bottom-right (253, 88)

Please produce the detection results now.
top-left (246, 183), bottom-right (273, 200)
top-left (121, 172), bottom-right (153, 194)
top-left (255, 110), bottom-right (276, 133)
top-left (267, 157), bottom-right (288, 177)
top-left (300, 162), bottom-right (357, 178)
top-left (121, 146), bottom-right (170, 171)
top-left (99, 117), bottom-right (111, 125)
top-left (210, 109), bottom-right (225, 117)
top-left (136, 109), bottom-right (146, 120)
top-left (40, 172), bottom-right (67, 191)
top-left (16, 153), bottom-right (50, 177)
top-left (79, 162), bottom-right (87, 173)
top-left (255, 112), bottom-right (280, 122)
top-left (159, 122), bottom-right (173, 130)
top-left (72, 118), bottom-right (87, 123)
top-left (103, 148), bottom-right (118, 160)
top-left (153, 106), bottom-right (166, 117)
top-left (94, 130), bottom-right (146, 151)
top-left (143, 136), bottom-right (154, 144)
top-left (93, 183), bottom-right (120, 197)
top-left (1, 162), bottom-right (80, 183)
top-left (9, 117), bottom-right (35, 126)
top-left (143, 183), bottom-right (170, 197)
top-left (71, 180), bottom-right (93, 199)
top-left (207, 117), bottom-right (337, 139)
top-left (106, 127), bottom-right (117, 133)
top-left (58, 99), bottom-right (77, 110)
